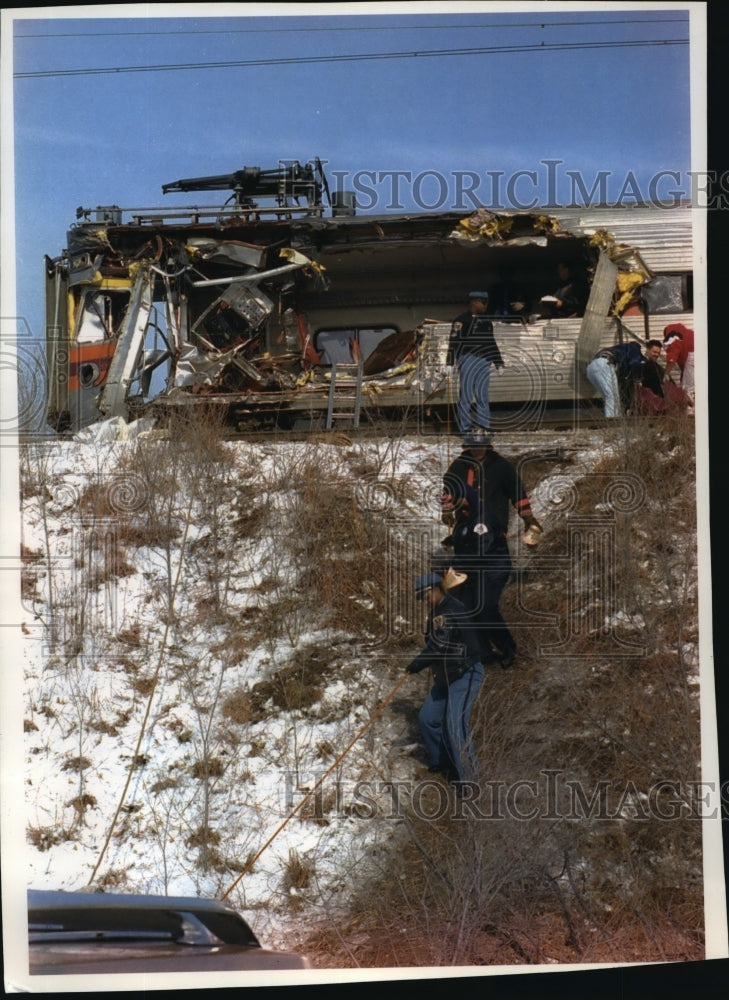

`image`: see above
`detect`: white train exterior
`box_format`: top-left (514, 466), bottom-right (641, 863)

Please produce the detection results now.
top-left (43, 162), bottom-right (695, 433)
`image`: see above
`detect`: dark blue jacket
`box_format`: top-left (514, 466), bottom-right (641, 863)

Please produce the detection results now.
top-left (447, 312), bottom-right (505, 366)
top-left (596, 342), bottom-right (643, 383)
top-left (442, 448), bottom-right (534, 534)
top-left (407, 592), bottom-right (482, 687)
top-left (442, 486), bottom-right (505, 563)
top-left (595, 342), bottom-right (644, 410)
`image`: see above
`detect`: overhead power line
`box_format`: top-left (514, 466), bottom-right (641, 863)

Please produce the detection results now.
top-left (15, 37), bottom-right (689, 80)
top-left (14, 16), bottom-right (690, 39)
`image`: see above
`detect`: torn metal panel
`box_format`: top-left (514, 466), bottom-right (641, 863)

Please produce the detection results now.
top-left (172, 343), bottom-right (232, 389)
top-left (97, 265), bottom-right (155, 419)
top-left (186, 239), bottom-right (269, 270)
top-left (192, 284), bottom-right (274, 351)
top-left (42, 158), bottom-right (695, 433)
top-left (576, 252), bottom-right (621, 394)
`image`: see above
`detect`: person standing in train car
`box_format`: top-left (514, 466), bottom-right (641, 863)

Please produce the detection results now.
top-left (488, 266), bottom-right (529, 321)
top-left (538, 260), bottom-right (590, 319)
top-left (445, 291), bottom-right (505, 435)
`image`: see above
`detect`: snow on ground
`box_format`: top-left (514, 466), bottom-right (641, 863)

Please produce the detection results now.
top-left (15, 417), bottom-right (702, 955)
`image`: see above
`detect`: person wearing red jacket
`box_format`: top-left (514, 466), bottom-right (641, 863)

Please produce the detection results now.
top-left (662, 323), bottom-right (695, 402)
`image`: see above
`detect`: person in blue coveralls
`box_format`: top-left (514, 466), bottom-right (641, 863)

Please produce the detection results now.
top-left (446, 291), bottom-right (505, 434)
top-left (405, 573), bottom-right (485, 789)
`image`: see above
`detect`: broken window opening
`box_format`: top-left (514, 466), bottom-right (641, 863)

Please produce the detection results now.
top-left (638, 272), bottom-right (693, 316)
top-left (75, 289), bottom-right (131, 344)
top-left (315, 327), bottom-right (398, 367)
top-left (191, 284), bottom-right (274, 353)
top-left (127, 304), bottom-right (175, 403)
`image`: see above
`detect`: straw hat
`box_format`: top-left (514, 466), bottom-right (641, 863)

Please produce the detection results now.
top-left (442, 566), bottom-right (467, 590)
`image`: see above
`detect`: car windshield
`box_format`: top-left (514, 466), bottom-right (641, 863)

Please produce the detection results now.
top-left (28, 907), bottom-right (257, 948)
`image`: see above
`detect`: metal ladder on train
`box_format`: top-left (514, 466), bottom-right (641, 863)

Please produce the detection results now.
top-left (326, 362), bottom-right (364, 429)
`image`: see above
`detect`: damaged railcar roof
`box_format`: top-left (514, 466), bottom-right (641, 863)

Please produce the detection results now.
top-left (68, 205), bottom-right (578, 253)
top-left (46, 189), bottom-right (694, 434)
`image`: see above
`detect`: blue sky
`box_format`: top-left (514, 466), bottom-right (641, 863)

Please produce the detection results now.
top-left (2, 3), bottom-right (702, 348)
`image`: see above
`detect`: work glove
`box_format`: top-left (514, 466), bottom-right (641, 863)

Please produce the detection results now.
top-left (522, 516), bottom-right (543, 548)
top-left (443, 365), bottom-right (454, 377)
top-left (441, 511), bottom-right (455, 528)
top-left (405, 661), bottom-right (420, 675)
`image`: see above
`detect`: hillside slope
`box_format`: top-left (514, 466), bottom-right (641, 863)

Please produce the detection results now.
top-left (18, 413), bottom-right (706, 967)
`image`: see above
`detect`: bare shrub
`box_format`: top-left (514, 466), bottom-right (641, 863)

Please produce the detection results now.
top-left (88, 717), bottom-right (121, 737)
top-left (27, 824), bottom-right (76, 852)
top-left (96, 869), bottom-right (132, 892)
top-left (289, 453), bottom-right (393, 634)
top-left (247, 645), bottom-right (338, 718)
top-left (67, 793), bottom-right (98, 825)
top-left (231, 483), bottom-right (268, 538)
top-left (21, 568), bottom-right (40, 602)
top-left (221, 688), bottom-right (252, 724)
top-left (186, 826), bottom-right (222, 848)
top-left (61, 755), bottom-right (92, 773)
top-left (316, 739), bottom-right (336, 760)
top-left (149, 776), bottom-right (179, 794)
top-left (185, 826), bottom-right (230, 874)
top-left (212, 632), bottom-right (249, 666)
top-left (252, 443), bottom-right (415, 647)
top-left (116, 624), bottom-right (143, 646)
top-left (116, 655), bottom-right (140, 674)
top-left (297, 788), bottom-right (338, 826)
top-left (131, 675), bottom-right (156, 697)
top-left (191, 757), bottom-right (226, 779)
top-left (282, 849), bottom-right (316, 892)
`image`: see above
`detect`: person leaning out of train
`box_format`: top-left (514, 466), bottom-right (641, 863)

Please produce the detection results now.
top-left (636, 339), bottom-right (666, 414)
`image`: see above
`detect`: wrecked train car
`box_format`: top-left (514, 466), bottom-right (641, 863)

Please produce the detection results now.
top-left (44, 159), bottom-right (695, 433)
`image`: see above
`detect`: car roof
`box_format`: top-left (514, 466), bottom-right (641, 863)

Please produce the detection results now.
top-left (28, 889), bottom-right (262, 948)
top-left (27, 888), bottom-right (312, 973)
top-left (28, 888), bottom-right (239, 913)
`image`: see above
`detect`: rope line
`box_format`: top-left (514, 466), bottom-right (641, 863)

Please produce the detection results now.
top-left (220, 672), bottom-right (410, 900)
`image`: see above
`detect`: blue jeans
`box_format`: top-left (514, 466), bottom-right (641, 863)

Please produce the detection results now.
top-left (586, 356), bottom-right (621, 418)
top-left (456, 353), bottom-right (492, 432)
top-left (418, 662), bottom-right (485, 781)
